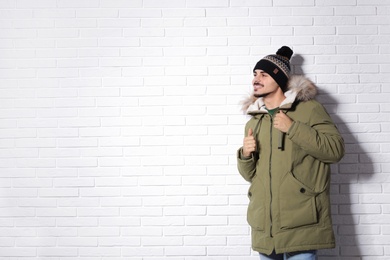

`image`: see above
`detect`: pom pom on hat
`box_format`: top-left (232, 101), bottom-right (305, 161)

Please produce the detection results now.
top-left (253, 46), bottom-right (293, 92)
top-left (276, 46), bottom-right (293, 60)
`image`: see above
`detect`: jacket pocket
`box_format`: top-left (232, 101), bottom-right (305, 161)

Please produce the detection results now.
top-left (247, 175), bottom-right (266, 231)
top-left (279, 172), bottom-right (319, 229)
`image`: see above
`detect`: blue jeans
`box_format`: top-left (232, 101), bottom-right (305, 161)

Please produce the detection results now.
top-left (259, 250), bottom-right (317, 260)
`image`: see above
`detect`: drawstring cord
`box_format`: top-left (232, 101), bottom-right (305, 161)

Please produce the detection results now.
top-left (277, 110), bottom-right (288, 151)
top-left (252, 114), bottom-right (264, 155)
top-left (278, 132), bottom-right (285, 150)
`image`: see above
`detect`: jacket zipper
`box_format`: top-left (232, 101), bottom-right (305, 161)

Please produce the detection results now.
top-left (269, 114), bottom-right (274, 237)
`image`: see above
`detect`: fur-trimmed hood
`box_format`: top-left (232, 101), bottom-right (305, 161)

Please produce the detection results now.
top-left (242, 75), bottom-right (317, 115)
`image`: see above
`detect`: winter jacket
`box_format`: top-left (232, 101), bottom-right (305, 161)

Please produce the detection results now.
top-left (237, 75), bottom-right (345, 255)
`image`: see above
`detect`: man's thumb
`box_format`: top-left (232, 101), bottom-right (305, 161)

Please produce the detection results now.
top-left (248, 128), bottom-right (253, 136)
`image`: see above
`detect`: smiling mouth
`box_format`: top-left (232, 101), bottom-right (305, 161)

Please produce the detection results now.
top-left (253, 82), bottom-right (264, 90)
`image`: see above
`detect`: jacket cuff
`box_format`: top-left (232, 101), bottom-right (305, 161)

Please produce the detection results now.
top-left (287, 120), bottom-right (298, 138)
top-left (237, 147), bottom-right (254, 161)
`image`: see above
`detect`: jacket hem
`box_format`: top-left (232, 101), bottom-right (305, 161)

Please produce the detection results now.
top-left (252, 243), bottom-right (336, 255)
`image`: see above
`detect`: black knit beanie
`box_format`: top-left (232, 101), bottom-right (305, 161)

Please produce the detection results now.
top-left (253, 46), bottom-right (293, 92)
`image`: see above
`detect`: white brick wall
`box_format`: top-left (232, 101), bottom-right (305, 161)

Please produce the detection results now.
top-left (0, 0), bottom-right (389, 259)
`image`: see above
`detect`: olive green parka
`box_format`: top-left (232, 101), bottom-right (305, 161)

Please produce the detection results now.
top-left (237, 75), bottom-right (344, 255)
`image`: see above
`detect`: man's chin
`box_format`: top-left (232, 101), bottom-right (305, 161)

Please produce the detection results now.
top-left (254, 93), bottom-right (268, 98)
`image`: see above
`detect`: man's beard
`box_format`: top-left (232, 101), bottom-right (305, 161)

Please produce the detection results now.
top-left (254, 92), bottom-right (269, 98)
top-left (253, 83), bottom-right (268, 98)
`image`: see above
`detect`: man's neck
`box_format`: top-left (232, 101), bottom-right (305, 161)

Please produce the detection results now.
top-left (263, 91), bottom-right (286, 110)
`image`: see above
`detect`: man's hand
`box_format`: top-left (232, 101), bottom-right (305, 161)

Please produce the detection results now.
top-left (243, 128), bottom-right (256, 157)
top-left (274, 111), bottom-right (293, 133)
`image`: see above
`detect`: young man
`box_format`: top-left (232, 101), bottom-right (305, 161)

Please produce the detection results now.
top-left (237, 46), bottom-right (345, 260)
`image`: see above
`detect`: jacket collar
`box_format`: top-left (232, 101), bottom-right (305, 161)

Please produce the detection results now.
top-left (242, 75), bottom-right (318, 115)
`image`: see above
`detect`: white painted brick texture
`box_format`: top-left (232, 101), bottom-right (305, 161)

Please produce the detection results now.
top-left (0, 0), bottom-right (389, 259)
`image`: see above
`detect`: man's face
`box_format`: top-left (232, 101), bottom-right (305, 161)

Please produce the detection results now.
top-left (252, 69), bottom-right (280, 98)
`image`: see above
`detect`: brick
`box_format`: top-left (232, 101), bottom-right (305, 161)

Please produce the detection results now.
top-left (187, 0), bottom-right (229, 7)
top-left (227, 17), bottom-right (269, 27)
top-left (165, 246), bottom-right (206, 256)
top-left (100, 0), bottom-right (142, 7)
top-left (166, 145), bottom-right (209, 155)
top-left (58, 237), bottom-right (98, 247)
top-left (16, 237), bottom-right (56, 247)
top-left (335, 6), bottom-right (377, 15)
top-left (317, 0), bottom-right (356, 5)
top-left (37, 227), bottom-right (77, 237)
top-left (274, 0), bottom-right (314, 6)
top-left (0, 248), bottom-right (36, 257)
top-left (252, 26), bottom-right (293, 36)
top-left (341, 246), bottom-right (383, 256)
top-left (141, 18), bottom-right (183, 28)
top-left (207, 8), bottom-right (249, 17)
top-left (164, 206), bottom-right (207, 216)
top-left (0, 1), bottom-right (15, 8)
top-left (143, 216), bottom-right (185, 226)
top-left (57, 218), bottom-right (98, 227)
top-left (122, 247), bottom-right (164, 257)
top-left (272, 16), bottom-right (313, 26)
top-left (98, 19), bottom-right (139, 29)
top-left (144, 0), bottom-right (186, 8)
top-left (185, 236), bottom-right (227, 246)
top-left (99, 216), bottom-right (140, 226)
top-left (250, 7), bottom-right (292, 17)
top-left (76, 9), bottom-right (119, 18)
top-left (339, 204), bottom-right (381, 214)
top-left (55, 18), bottom-right (97, 28)
top-left (141, 236), bottom-right (182, 246)
top-left (0, 29), bottom-right (36, 39)
top-left (13, 19), bottom-right (54, 29)
top-left (121, 207), bottom-right (162, 217)
top-left (99, 237), bottom-right (140, 246)
top-left (163, 8), bottom-right (205, 17)
top-left (208, 246), bottom-right (251, 256)
top-left (0, 129), bottom-right (36, 139)
top-left (186, 216), bottom-right (228, 226)
top-left (13, 178), bottom-right (52, 188)
top-left (120, 9), bottom-right (161, 18)
top-left (339, 25), bottom-right (379, 35)
top-left (37, 247), bottom-right (78, 257)
top-left (359, 35), bottom-right (390, 45)
top-left (295, 26), bottom-right (336, 35)
top-left (39, 188), bottom-right (78, 197)
top-left (0, 69), bottom-right (35, 78)
top-left (78, 208), bottom-right (120, 217)
top-left (57, 0), bottom-right (99, 8)
top-left (207, 226), bottom-right (249, 236)
top-left (53, 178), bottom-right (95, 187)
top-left (33, 9), bottom-right (75, 18)
top-left (184, 17), bottom-right (226, 27)
top-left (124, 28), bottom-right (164, 37)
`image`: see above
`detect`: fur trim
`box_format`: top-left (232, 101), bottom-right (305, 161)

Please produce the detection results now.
top-left (241, 75), bottom-right (317, 113)
top-left (288, 75), bottom-right (317, 102)
top-left (240, 95), bottom-right (257, 113)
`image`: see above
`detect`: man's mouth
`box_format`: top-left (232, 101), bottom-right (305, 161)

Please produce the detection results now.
top-left (253, 82), bottom-right (264, 90)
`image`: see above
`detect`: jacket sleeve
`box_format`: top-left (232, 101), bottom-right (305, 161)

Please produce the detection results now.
top-left (236, 120), bottom-right (258, 182)
top-left (287, 101), bottom-right (345, 163)
top-left (237, 148), bottom-right (257, 182)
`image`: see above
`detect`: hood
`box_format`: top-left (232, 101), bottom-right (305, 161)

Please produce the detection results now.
top-left (241, 75), bottom-right (318, 115)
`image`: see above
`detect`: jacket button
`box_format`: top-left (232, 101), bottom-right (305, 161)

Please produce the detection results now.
top-left (300, 188), bottom-right (306, 193)
top-left (248, 192), bottom-right (252, 197)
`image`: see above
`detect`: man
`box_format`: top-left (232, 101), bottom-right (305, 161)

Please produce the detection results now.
top-left (237, 46), bottom-right (345, 260)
